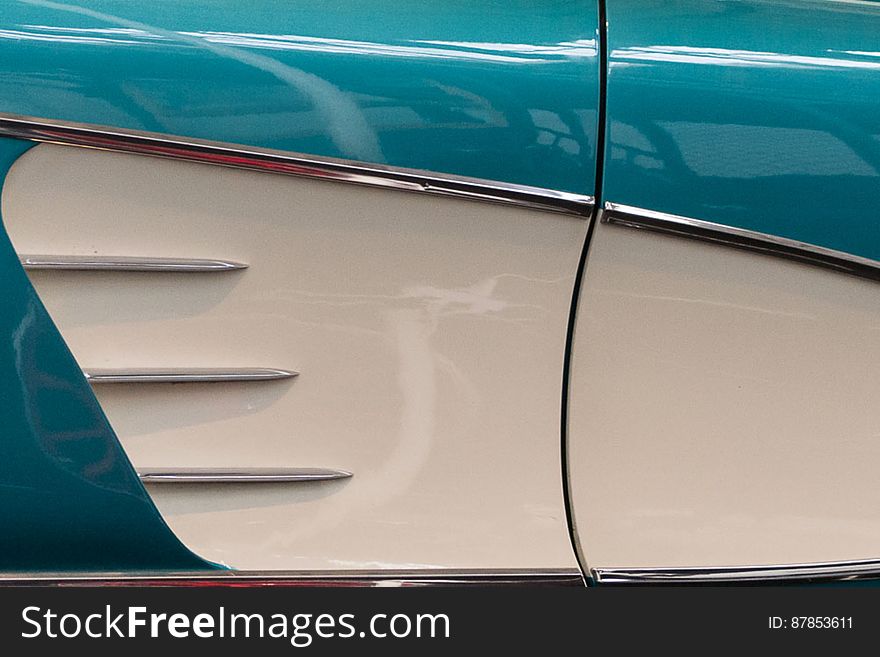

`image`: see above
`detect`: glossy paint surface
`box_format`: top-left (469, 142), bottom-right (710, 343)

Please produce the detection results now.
top-left (603, 0), bottom-right (880, 261)
top-left (3, 144), bottom-right (585, 571)
top-left (0, 138), bottom-right (215, 571)
top-left (0, 0), bottom-right (600, 195)
top-left (569, 220), bottom-right (880, 570)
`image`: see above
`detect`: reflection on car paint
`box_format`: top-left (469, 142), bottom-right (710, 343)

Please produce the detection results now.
top-left (0, 0), bottom-right (600, 194)
top-left (604, 0), bottom-right (880, 262)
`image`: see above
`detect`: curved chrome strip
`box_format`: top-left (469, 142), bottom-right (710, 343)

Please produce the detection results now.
top-left (20, 254), bottom-right (247, 272)
top-left (593, 558), bottom-right (880, 584)
top-left (138, 468), bottom-right (352, 484)
top-left (0, 569), bottom-right (585, 587)
top-left (603, 202), bottom-right (880, 281)
top-left (0, 114), bottom-right (594, 217)
top-left (84, 368), bottom-right (297, 384)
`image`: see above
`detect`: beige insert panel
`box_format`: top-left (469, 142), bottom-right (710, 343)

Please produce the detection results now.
top-left (2, 143), bottom-right (586, 572)
top-left (569, 218), bottom-right (880, 570)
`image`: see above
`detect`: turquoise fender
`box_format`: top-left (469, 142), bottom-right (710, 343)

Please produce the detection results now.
top-left (603, 0), bottom-right (880, 262)
top-left (0, 0), bottom-right (600, 195)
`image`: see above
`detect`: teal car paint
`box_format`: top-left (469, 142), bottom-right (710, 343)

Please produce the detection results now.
top-left (0, 0), bottom-right (600, 195)
top-left (0, 139), bottom-right (218, 571)
top-left (602, 0), bottom-right (880, 262)
top-left (3, 0), bottom-right (878, 578)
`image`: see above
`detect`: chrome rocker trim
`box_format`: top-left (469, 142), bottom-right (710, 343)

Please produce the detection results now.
top-left (603, 202), bottom-right (880, 282)
top-left (0, 114), bottom-right (594, 217)
top-left (0, 569), bottom-right (586, 587)
top-left (137, 468), bottom-right (352, 484)
top-left (84, 367), bottom-right (297, 384)
top-left (20, 254), bottom-right (247, 272)
top-left (593, 558), bottom-right (880, 584)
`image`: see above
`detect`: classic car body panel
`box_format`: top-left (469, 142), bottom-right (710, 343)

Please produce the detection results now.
top-left (0, 0), bottom-right (601, 573)
top-left (0, 0), bottom-right (600, 195)
top-left (568, 214), bottom-right (880, 573)
top-left (603, 0), bottom-right (880, 262)
top-left (3, 0), bottom-right (880, 585)
top-left (567, 0), bottom-right (880, 582)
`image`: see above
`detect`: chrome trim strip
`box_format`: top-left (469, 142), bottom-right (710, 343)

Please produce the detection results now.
top-left (593, 558), bottom-right (880, 584)
top-left (20, 254), bottom-right (247, 272)
top-left (0, 569), bottom-right (585, 587)
top-left (84, 367), bottom-right (297, 384)
top-left (137, 468), bottom-right (352, 484)
top-left (0, 114), bottom-right (594, 217)
top-left (603, 202), bottom-right (880, 281)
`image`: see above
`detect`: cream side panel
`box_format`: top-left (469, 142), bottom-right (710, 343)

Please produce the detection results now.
top-left (569, 219), bottom-right (880, 570)
top-left (2, 143), bottom-right (585, 571)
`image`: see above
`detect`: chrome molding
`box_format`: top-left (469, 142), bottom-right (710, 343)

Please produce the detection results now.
top-left (593, 559), bottom-right (880, 584)
top-left (0, 569), bottom-right (585, 587)
top-left (137, 468), bottom-right (352, 484)
top-left (20, 254), bottom-right (247, 272)
top-left (0, 114), bottom-right (594, 217)
top-left (603, 202), bottom-right (880, 281)
top-left (84, 367), bottom-right (297, 384)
